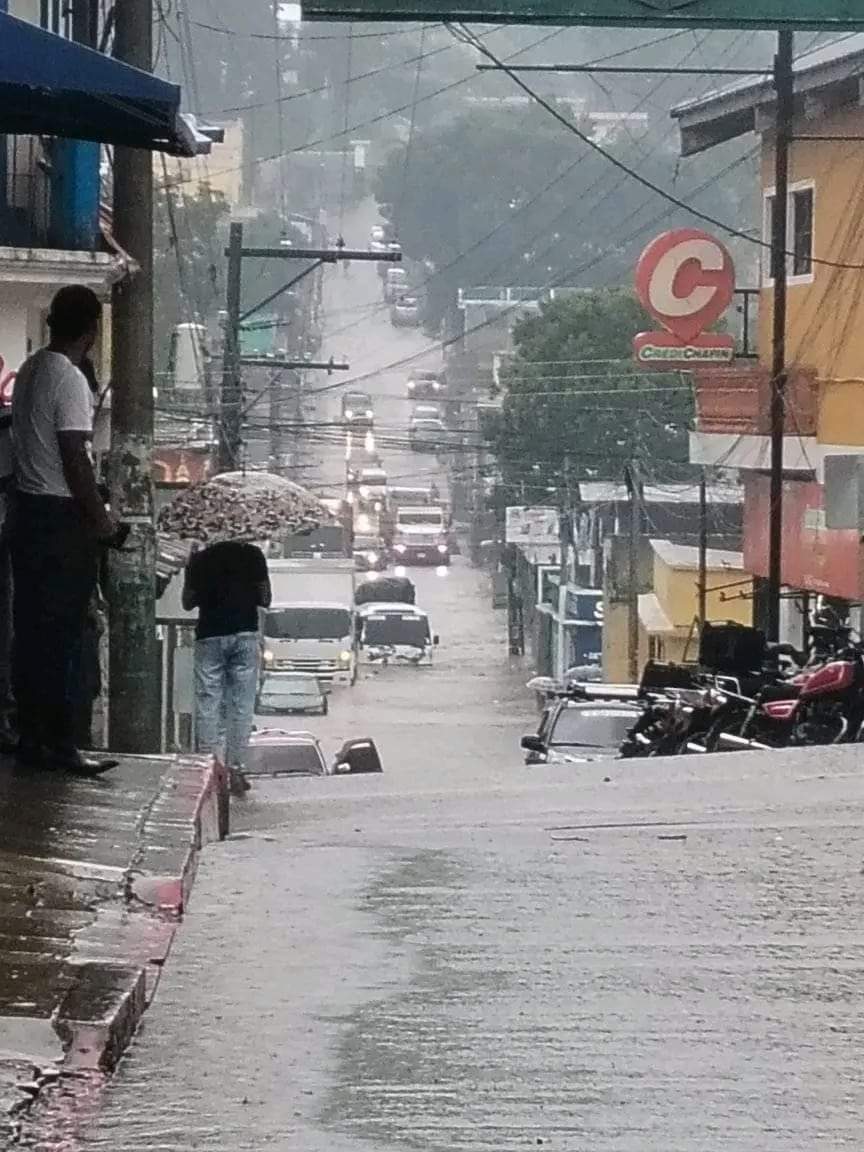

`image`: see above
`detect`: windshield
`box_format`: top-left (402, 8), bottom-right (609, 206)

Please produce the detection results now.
top-left (362, 614), bottom-right (430, 648)
top-left (260, 678), bottom-right (318, 699)
top-left (247, 743), bottom-right (324, 775)
top-left (391, 489), bottom-right (431, 506)
top-left (397, 510), bottom-right (443, 527)
top-left (550, 708), bottom-right (635, 748)
top-left (345, 393), bottom-right (370, 407)
top-left (264, 608), bottom-right (351, 640)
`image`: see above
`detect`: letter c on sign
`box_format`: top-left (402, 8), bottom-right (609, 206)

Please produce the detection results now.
top-left (635, 229), bottom-right (735, 344)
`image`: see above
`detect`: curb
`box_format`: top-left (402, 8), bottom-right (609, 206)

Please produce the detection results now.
top-left (6, 755), bottom-right (228, 1142)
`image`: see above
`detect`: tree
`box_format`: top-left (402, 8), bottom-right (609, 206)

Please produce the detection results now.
top-left (491, 289), bottom-right (694, 500)
top-left (374, 105), bottom-right (755, 333)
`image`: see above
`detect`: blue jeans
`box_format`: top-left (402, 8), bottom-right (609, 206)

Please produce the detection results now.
top-left (195, 632), bottom-right (259, 768)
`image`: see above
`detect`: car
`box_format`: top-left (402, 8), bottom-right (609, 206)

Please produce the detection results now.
top-left (257, 672), bottom-right (328, 716)
top-left (409, 418), bottom-right (445, 452)
top-left (520, 700), bottom-right (641, 764)
top-left (378, 240), bottom-right (402, 277)
top-left (353, 534), bottom-right (388, 572)
top-left (369, 224), bottom-right (388, 253)
top-left (358, 466), bottom-right (388, 499)
top-left (411, 402), bottom-right (443, 422)
top-left (406, 369), bottom-right (446, 399)
top-left (383, 267), bottom-right (408, 303)
top-left (391, 295), bottom-right (420, 327)
top-left (245, 730), bottom-right (332, 777)
top-left (342, 390), bottom-right (373, 427)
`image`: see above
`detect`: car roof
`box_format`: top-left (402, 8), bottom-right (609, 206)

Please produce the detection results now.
top-left (555, 700), bottom-right (640, 714)
top-left (357, 601), bottom-right (428, 617)
top-left (412, 418), bottom-right (445, 428)
top-left (344, 389), bottom-right (370, 399)
top-left (250, 729), bottom-right (321, 746)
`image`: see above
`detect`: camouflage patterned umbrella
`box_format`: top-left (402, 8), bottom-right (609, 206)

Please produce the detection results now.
top-left (157, 470), bottom-right (332, 545)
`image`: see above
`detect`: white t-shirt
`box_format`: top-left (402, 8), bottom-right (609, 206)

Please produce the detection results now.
top-left (12, 349), bottom-right (93, 498)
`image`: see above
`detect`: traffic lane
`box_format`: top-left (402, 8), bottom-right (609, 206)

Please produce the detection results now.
top-left (77, 744), bottom-right (864, 1152)
top-left (250, 557), bottom-right (535, 803)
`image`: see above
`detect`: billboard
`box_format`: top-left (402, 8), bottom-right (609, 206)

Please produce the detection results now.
top-left (634, 229), bottom-right (735, 366)
top-left (743, 474), bottom-right (863, 600)
top-left (506, 505), bottom-right (559, 547)
top-left (301, 0), bottom-right (864, 29)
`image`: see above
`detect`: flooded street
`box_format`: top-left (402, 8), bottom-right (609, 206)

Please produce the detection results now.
top-left (21, 207), bottom-right (864, 1152)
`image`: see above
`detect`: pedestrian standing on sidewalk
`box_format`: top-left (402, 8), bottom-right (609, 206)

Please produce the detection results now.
top-left (10, 285), bottom-right (119, 775)
top-left (182, 538), bottom-right (271, 796)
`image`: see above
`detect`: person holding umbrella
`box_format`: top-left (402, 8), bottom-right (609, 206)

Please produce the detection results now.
top-left (182, 535), bottom-right (271, 796)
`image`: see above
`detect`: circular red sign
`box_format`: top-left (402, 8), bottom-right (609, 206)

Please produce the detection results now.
top-left (635, 229), bottom-right (735, 344)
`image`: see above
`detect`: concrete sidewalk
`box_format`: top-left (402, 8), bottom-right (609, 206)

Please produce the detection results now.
top-left (0, 752), bottom-right (227, 1143)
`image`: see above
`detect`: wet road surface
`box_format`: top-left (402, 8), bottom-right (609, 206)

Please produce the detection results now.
top-left (37, 205), bottom-right (864, 1149)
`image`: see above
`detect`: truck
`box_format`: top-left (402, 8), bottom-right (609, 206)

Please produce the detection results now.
top-left (260, 558), bottom-right (357, 687)
top-left (356, 602), bottom-right (438, 666)
top-left (391, 505), bottom-right (450, 566)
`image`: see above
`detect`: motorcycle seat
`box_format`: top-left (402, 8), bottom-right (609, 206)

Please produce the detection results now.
top-left (759, 682), bottom-right (801, 701)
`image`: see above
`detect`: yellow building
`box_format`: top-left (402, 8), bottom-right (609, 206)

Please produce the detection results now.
top-left (638, 541), bottom-right (753, 668)
top-left (164, 120), bottom-right (244, 208)
top-left (674, 41), bottom-right (864, 611)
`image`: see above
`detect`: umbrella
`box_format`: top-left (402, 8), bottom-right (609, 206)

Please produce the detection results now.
top-left (157, 470), bottom-right (332, 545)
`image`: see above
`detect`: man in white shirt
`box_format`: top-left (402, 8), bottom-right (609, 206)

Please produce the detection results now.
top-left (11, 285), bottom-right (119, 775)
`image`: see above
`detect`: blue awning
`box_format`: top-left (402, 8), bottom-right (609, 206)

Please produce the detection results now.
top-left (0, 13), bottom-right (205, 156)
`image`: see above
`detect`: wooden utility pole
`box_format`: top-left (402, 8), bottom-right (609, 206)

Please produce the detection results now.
top-left (108, 0), bottom-right (160, 752)
top-left (217, 238), bottom-right (397, 472)
top-left (697, 471), bottom-right (708, 633)
top-left (219, 222), bottom-right (244, 471)
top-left (625, 463), bottom-right (642, 684)
top-left (766, 30), bottom-right (794, 642)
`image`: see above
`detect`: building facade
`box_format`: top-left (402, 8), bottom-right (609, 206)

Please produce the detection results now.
top-left (673, 39), bottom-right (864, 623)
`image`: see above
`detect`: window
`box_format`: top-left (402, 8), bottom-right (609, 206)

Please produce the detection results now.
top-left (792, 187), bottom-right (813, 277)
top-left (763, 183), bottom-right (814, 284)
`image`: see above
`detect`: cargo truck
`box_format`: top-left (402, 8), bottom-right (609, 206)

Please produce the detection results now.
top-left (261, 558), bottom-right (357, 686)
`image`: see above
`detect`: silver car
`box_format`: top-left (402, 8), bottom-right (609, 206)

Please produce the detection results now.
top-left (257, 672), bottom-right (328, 716)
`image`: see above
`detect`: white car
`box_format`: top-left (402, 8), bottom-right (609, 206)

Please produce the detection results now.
top-left (369, 224), bottom-right (388, 253)
top-left (245, 730), bottom-right (332, 777)
top-left (412, 402), bottom-right (443, 422)
top-left (257, 672), bottom-right (328, 716)
top-left (358, 467), bottom-right (388, 499)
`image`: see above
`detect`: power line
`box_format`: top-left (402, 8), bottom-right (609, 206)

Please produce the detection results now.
top-left (449, 22), bottom-right (864, 273)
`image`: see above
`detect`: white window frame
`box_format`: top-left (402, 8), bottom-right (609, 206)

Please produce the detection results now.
top-left (762, 180), bottom-right (816, 287)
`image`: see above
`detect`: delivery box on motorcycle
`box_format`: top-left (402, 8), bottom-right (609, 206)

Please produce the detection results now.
top-left (699, 622), bottom-right (766, 675)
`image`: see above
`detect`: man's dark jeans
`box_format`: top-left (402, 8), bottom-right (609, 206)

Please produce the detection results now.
top-left (11, 493), bottom-right (97, 754)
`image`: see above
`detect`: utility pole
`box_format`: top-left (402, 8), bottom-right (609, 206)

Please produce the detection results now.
top-left (219, 221), bottom-right (244, 471)
top-left (217, 238), bottom-right (398, 473)
top-left (556, 455), bottom-right (572, 681)
top-left (697, 471), bottom-right (708, 634)
top-left (108, 0), bottom-right (160, 752)
top-left (624, 463), bottom-right (643, 684)
top-left (766, 30), bottom-right (794, 642)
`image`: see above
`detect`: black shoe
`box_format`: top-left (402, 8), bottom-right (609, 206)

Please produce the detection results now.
top-left (229, 766), bottom-right (251, 797)
top-left (45, 747), bottom-right (119, 777)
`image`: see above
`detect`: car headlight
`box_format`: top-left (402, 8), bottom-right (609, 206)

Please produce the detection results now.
top-left (395, 543), bottom-right (406, 554)
top-left (262, 650), bottom-right (274, 665)
top-left (365, 409), bottom-right (373, 418)
top-left (433, 382), bottom-right (441, 391)
top-left (407, 381), bottom-right (415, 390)
top-left (437, 543), bottom-right (447, 553)
top-left (339, 650), bottom-right (352, 663)
top-left (367, 551), bottom-right (378, 565)
top-left (345, 409), bottom-right (353, 419)
top-left (359, 486), bottom-right (369, 498)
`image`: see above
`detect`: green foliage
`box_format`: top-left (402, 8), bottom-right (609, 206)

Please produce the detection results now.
top-left (374, 105), bottom-right (754, 334)
top-left (492, 289), bottom-right (694, 498)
